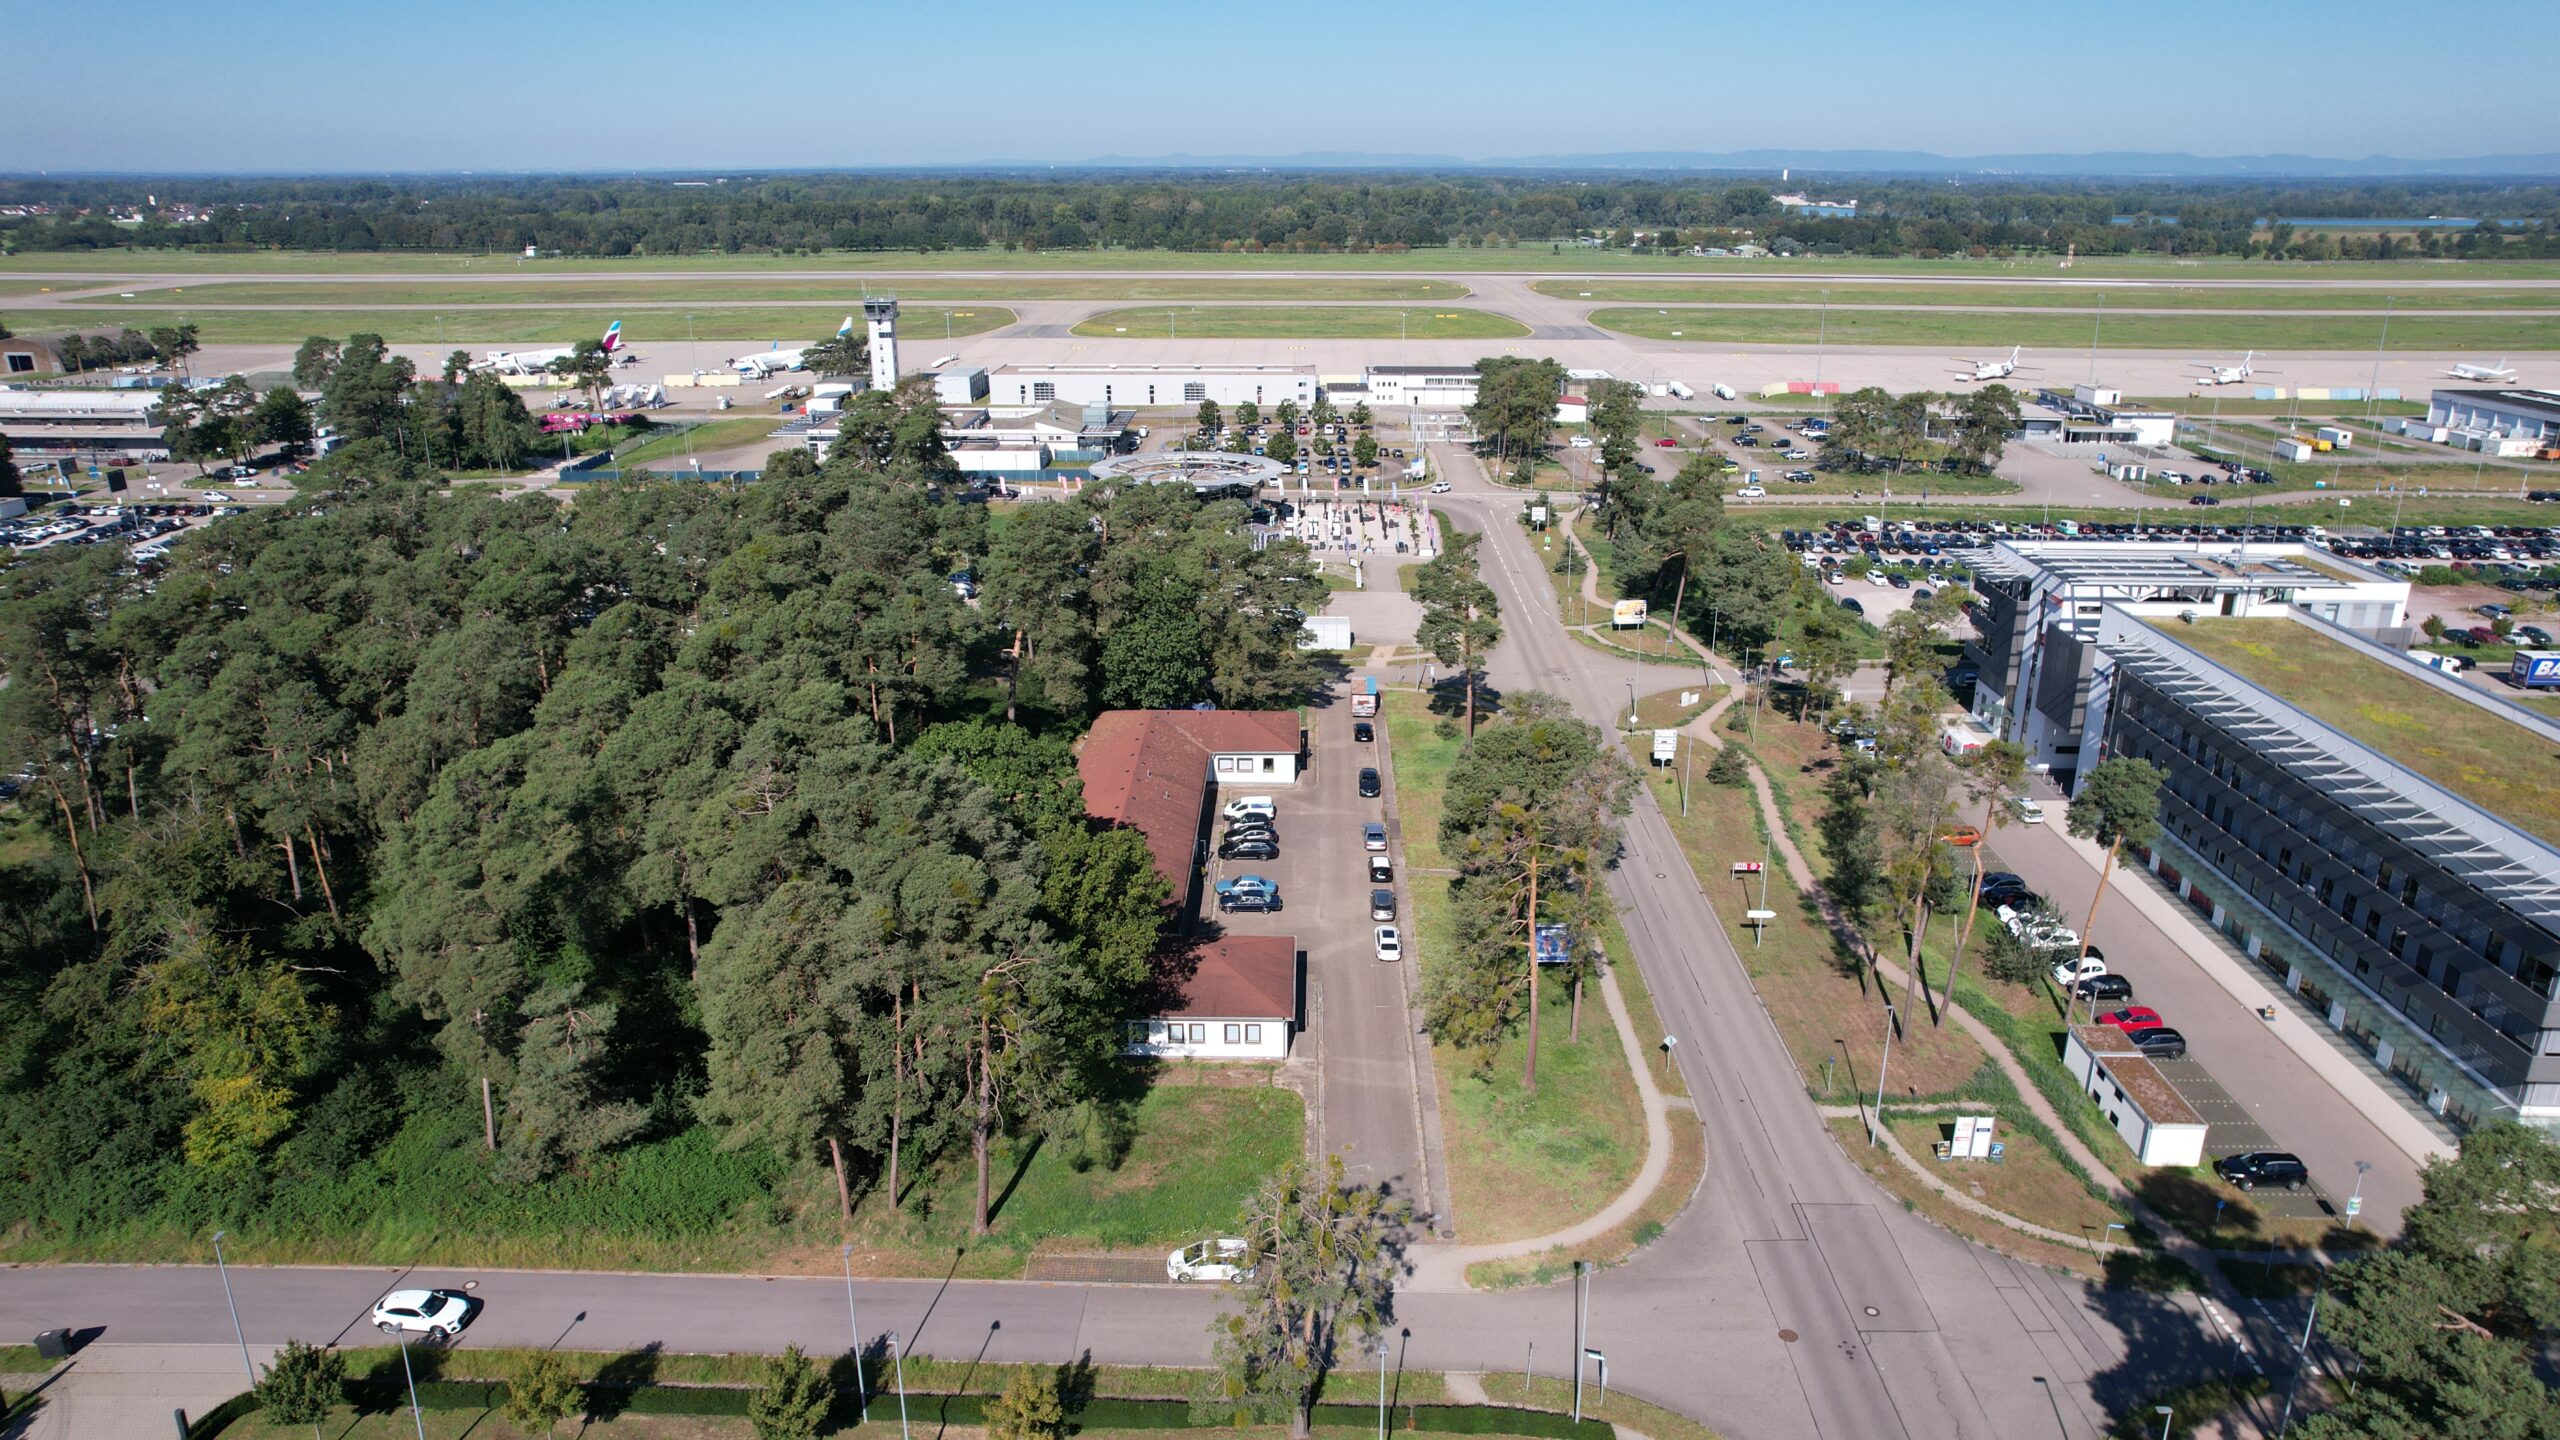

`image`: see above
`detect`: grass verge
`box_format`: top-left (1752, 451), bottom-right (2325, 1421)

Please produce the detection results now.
top-left (25, 306), bottom-right (1014, 346)
top-left (1587, 306), bottom-right (2560, 352)
top-left (1073, 306), bottom-right (1528, 340)
top-left (89, 277), bottom-right (1473, 305)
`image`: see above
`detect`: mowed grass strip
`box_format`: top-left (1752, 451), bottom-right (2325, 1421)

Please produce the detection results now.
top-left (1537, 280), bottom-right (2560, 311)
top-left (609, 416), bottom-right (792, 468)
top-left (86, 277), bottom-right (1473, 305)
top-left (1382, 689), bottom-right (1646, 1244)
top-left (23, 306), bottom-right (1014, 345)
top-left (1589, 306), bottom-right (2560, 351)
top-left (11, 246), bottom-right (2560, 280)
top-left (1073, 306), bottom-right (1529, 339)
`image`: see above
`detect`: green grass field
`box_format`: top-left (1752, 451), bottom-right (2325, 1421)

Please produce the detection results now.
top-left (609, 416), bottom-right (792, 467)
top-left (22, 305), bottom-right (1014, 345)
top-left (10, 245), bottom-right (2560, 279)
top-left (1589, 306), bottom-right (2560, 351)
top-left (1536, 280), bottom-right (2560, 311)
top-left (70, 277), bottom-right (1471, 305)
top-left (1072, 305), bottom-right (1528, 339)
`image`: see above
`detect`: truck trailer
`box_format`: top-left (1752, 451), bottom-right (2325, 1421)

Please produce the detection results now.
top-left (2512, 650), bottom-right (2560, 689)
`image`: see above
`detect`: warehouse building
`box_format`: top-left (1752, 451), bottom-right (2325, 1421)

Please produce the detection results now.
top-left (0, 387), bottom-right (172, 461)
top-left (989, 364), bottom-right (1314, 411)
top-left (1962, 539), bottom-right (2407, 779)
top-left (2023, 388), bottom-right (2177, 449)
top-left (2085, 607), bottom-right (2560, 1135)
top-left (2423, 387), bottom-right (2560, 454)
top-left (1363, 364), bottom-right (1479, 408)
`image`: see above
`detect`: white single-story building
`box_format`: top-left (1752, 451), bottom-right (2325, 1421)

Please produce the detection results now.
top-left (1125, 935), bottom-right (1301, 1060)
top-left (1365, 365), bottom-right (1479, 408)
top-left (2063, 1025), bottom-right (2208, 1167)
top-left (990, 364), bottom-right (1314, 411)
top-left (1299, 615), bottom-right (1354, 650)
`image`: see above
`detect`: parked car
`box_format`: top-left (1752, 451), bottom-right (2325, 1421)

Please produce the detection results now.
top-left (1976, 872), bottom-right (2030, 905)
top-left (1368, 853), bottom-right (1392, 883)
top-left (1940, 825), bottom-right (1983, 848)
top-left (1223, 796), bottom-right (1276, 822)
top-left (2050, 954), bottom-right (2107, 990)
top-left (1735, 485), bottom-right (1766, 498)
top-left (1429, 480), bottom-right (1451, 493)
top-left (1215, 876), bottom-right (1282, 912)
top-left (2096, 1006), bottom-right (2164, 1032)
top-left (1362, 822), bottom-right (1388, 852)
top-left (1373, 926), bottom-right (1403, 962)
top-left (2215, 1151), bottom-right (2309, 1192)
top-left (2122, 1025), bottom-right (2187, 1059)
top-left (1370, 889), bottom-right (1397, 921)
top-left (2072, 973), bottom-right (2135, 1003)
top-left (1358, 767), bottom-right (1382, 798)
top-left (1167, 1237), bottom-right (1254, 1282)
top-left (1219, 835), bottom-right (1279, 861)
top-left (371, 1289), bottom-right (476, 1339)
top-left (2009, 797), bottom-right (2048, 825)
top-left (1654, 436), bottom-right (1679, 448)
top-left (1352, 721), bottom-right (1374, 743)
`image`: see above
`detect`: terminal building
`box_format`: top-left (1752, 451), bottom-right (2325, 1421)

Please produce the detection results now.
top-left (2023, 386), bottom-right (2177, 449)
top-left (1362, 365), bottom-right (1479, 408)
top-left (2086, 607), bottom-right (2560, 1134)
top-left (1962, 539), bottom-right (2408, 778)
top-left (0, 387), bottom-right (172, 461)
top-left (988, 364), bottom-right (1314, 411)
top-left (2419, 387), bottom-right (2560, 458)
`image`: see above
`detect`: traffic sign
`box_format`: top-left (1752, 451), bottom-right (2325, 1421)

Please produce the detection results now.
top-left (1731, 861), bottom-right (1764, 875)
top-left (1744, 909), bottom-right (1777, 923)
top-left (2344, 1194), bottom-right (2362, 1218)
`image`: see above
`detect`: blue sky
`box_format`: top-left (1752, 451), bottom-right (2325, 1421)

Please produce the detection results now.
top-left (7, 0), bottom-right (2552, 172)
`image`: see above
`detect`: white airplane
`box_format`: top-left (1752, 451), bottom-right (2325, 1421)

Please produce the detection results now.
top-left (2445, 358), bottom-right (2518, 384)
top-left (1955, 346), bottom-right (2024, 382)
top-left (2193, 351), bottom-right (2259, 386)
top-left (478, 320), bottom-right (621, 376)
top-left (732, 316), bottom-right (853, 378)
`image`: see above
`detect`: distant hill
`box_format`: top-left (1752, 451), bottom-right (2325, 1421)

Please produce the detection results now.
top-left (1023, 148), bottom-right (2560, 179)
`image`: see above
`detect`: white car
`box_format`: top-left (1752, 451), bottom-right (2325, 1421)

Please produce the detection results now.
top-left (1167, 1237), bottom-right (1253, 1283)
top-left (371, 1288), bottom-right (475, 1339)
top-left (1735, 485), bottom-right (1766, 498)
top-left (2009, 797), bottom-right (2047, 825)
top-left (1374, 926), bottom-right (1403, 962)
top-left (197, 491), bottom-right (233, 504)
top-left (2051, 955), bottom-right (2108, 990)
top-left (1428, 480), bottom-right (1451, 493)
top-left (1569, 435), bottom-right (1594, 449)
top-left (1222, 796), bottom-right (1276, 822)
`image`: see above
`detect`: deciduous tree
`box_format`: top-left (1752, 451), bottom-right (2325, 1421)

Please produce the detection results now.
top-left (1195, 1155), bottom-right (1404, 1440)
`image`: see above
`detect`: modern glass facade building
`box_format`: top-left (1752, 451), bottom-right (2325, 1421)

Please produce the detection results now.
top-left (2089, 608), bottom-right (2560, 1132)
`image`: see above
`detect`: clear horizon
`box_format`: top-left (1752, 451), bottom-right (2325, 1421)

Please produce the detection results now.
top-left (5, 0), bottom-right (2553, 174)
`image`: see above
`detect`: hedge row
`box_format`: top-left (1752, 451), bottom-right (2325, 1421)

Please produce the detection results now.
top-left (194, 1379), bottom-right (1612, 1440)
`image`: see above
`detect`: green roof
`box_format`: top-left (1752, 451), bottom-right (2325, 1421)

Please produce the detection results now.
top-left (2153, 616), bottom-right (2560, 849)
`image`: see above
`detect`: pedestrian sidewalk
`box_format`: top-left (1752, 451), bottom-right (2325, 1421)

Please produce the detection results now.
top-left (1814, 1104), bottom-right (2138, 1257)
top-left (2031, 797), bottom-right (2454, 1168)
top-left (6, 1344), bottom-right (274, 1440)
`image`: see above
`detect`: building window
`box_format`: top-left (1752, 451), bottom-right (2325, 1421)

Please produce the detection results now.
top-left (1245, 1024), bottom-right (1263, 1043)
top-left (1262, 757), bottom-right (1276, 773)
top-left (1224, 1024), bottom-right (1241, 1045)
top-left (1184, 382), bottom-right (1207, 403)
top-left (5, 354), bottom-right (31, 374)
top-left (1217, 756), bottom-right (1235, 773)
top-left (1032, 383), bottom-right (1056, 402)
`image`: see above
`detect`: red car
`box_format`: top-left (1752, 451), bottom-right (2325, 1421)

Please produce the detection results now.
top-left (2097, 1006), bottom-right (2163, 1032)
top-left (1655, 436), bottom-right (1679, 447)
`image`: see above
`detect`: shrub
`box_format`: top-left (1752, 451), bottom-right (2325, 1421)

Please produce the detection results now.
top-left (1706, 743), bottom-right (1749, 787)
top-left (747, 1345), bottom-right (831, 1440)
top-left (504, 1352), bottom-right (581, 1437)
top-left (255, 1339), bottom-right (345, 1440)
top-left (984, 1365), bottom-right (1066, 1440)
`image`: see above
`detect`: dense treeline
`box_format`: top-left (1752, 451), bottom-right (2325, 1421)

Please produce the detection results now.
top-left (0, 371), bottom-right (1327, 1248)
top-left (2, 173), bottom-right (2554, 260)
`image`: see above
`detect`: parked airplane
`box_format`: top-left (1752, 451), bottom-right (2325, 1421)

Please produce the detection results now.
top-left (478, 320), bottom-right (621, 376)
top-left (2193, 351), bottom-right (2259, 386)
top-left (1955, 346), bottom-right (2024, 382)
top-left (2445, 358), bottom-right (2519, 384)
top-left (730, 316), bottom-right (853, 378)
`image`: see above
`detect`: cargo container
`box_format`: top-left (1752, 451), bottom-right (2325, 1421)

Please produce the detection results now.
top-left (2315, 426), bottom-right (2354, 449)
top-left (2512, 650), bottom-right (2560, 690)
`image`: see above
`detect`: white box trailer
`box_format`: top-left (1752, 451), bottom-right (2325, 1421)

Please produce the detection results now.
top-left (2315, 425), bottom-right (2354, 449)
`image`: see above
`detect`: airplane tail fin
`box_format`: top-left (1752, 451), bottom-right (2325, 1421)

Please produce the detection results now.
top-left (837, 315), bottom-right (855, 338)
top-left (601, 320), bottom-right (622, 352)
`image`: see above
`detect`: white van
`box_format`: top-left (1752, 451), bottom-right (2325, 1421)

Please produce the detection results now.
top-left (1222, 796), bottom-right (1276, 822)
top-left (2009, 797), bottom-right (2047, 825)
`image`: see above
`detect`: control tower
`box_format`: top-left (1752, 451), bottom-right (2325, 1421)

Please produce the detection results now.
top-left (864, 297), bottom-right (900, 391)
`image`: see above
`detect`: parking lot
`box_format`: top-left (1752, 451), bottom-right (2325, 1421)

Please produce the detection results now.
top-left (1198, 680), bottom-right (1429, 1215)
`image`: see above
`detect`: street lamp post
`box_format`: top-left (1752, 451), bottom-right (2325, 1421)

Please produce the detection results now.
top-left (211, 1231), bottom-right (256, 1389)
top-left (1375, 1337), bottom-right (1392, 1440)
top-left (2156, 1404), bottom-right (2175, 1440)
top-left (396, 1332), bottom-right (429, 1440)
top-left (1571, 1259), bottom-right (1593, 1423)
top-left (890, 1330), bottom-right (913, 1440)
top-left (1626, 681), bottom-right (1638, 728)
top-left (2277, 1284), bottom-right (2326, 1436)
top-left (1868, 1002), bottom-right (1898, 1147)
top-left (841, 1245), bottom-right (869, 1421)
top-left (2345, 1159), bottom-right (2372, 1231)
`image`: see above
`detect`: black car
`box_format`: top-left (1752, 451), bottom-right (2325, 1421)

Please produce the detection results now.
top-left (1218, 836), bottom-right (1279, 861)
top-left (1353, 721), bottom-right (1374, 743)
top-left (2215, 1151), bottom-right (2309, 1192)
top-left (1358, 767), bottom-right (1382, 798)
top-left (2123, 1025), bottom-right (2186, 1059)
top-left (1224, 821), bottom-right (1278, 843)
top-left (1218, 888), bottom-right (1282, 913)
top-left (2072, 973), bottom-right (2135, 1004)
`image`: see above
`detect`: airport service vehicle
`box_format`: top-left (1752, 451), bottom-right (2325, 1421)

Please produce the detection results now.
top-left (1223, 796), bottom-right (1277, 822)
top-left (1362, 822), bottom-right (1388, 852)
top-left (1373, 926), bottom-right (1403, 962)
top-left (479, 319), bottom-right (623, 377)
top-left (1370, 889), bottom-right (1397, 921)
top-left (2215, 1152), bottom-right (2309, 1192)
top-left (1167, 1237), bottom-right (1253, 1282)
top-left (1351, 676), bottom-right (1380, 718)
top-left (372, 1289), bottom-right (476, 1338)
top-left (1711, 383), bottom-right (1738, 401)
